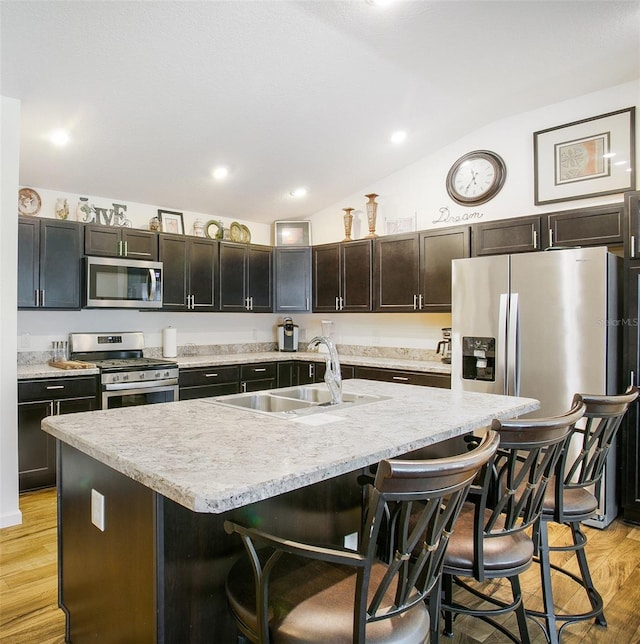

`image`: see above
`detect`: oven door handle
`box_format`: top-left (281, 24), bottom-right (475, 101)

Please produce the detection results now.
top-left (104, 379), bottom-right (178, 391)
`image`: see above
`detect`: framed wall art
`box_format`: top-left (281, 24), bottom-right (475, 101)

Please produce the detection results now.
top-left (158, 209), bottom-right (184, 235)
top-left (273, 220), bottom-right (311, 246)
top-left (533, 107), bottom-right (635, 205)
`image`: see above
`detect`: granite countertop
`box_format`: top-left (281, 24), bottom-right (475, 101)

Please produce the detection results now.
top-left (42, 379), bottom-right (537, 514)
top-left (18, 351), bottom-right (451, 380)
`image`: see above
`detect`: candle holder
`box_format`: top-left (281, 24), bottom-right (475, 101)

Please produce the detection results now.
top-left (364, 194), bottom-right (379, 238)
top-left (342, 208), bottom-right (354, 241)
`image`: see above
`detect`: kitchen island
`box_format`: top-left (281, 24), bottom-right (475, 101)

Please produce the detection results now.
top-left (42, 380), bottom-right (537, 643)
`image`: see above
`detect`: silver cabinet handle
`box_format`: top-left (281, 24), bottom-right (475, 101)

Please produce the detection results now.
top-left (418, 294), bottom-right (423, 310)
top-left (632, 235), bottom-right (636, 258)
top-left (205, 373), bottom-right (218, 378)
top-left (532, 230), bottom-right (538, 249)
top-left (335, 296), bottom-right (340, 311)
top-left (250, 296), bottom-right (254, 311)
top-left (118, 240), bottom-right (123, 256)
top-left (631, 370), bottom-right (636, 387)
top-left (306, 297), bottom-right (309, 311)
top-left (40, 290), bottom-right (45, 307)
top-left (55, 400), bottom-right (61, 415)
top-left (549, 229), bottom-right (554, 247)
top-left (46, 385), bottom-right (65, 390)
top-left (35, 289), bottom-right (40, 307)
top-left (241, 382), bottom-right (247, 392)
top-left (124, 240), bottom-right (128, 256)
top-left (392, 376), bottom-right (410, 381)
top-left (49, 401), bottom-right (54, 416)
top-left (413, 294), bottom-right (418, 310)
top-left (339, 296), bottom-right (344, 311)
top-left (253, 368), bottom-right (267, 373)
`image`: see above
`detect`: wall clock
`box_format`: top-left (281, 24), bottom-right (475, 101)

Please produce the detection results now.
top-left (446, 150), bottom-right (506, 206)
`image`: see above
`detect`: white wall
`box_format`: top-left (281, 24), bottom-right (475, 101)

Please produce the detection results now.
top-left (308, 81), bottom-right (640, 245)
top-left (1, 96), bottom-right (21, 528)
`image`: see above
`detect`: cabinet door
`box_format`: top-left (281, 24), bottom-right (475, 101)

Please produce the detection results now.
top-left (18, 400), bottom-right (55, 491)
top-left (219, 242), bottom-right (248, 311)
top-left (354, 366), bottom-right (450, 388)
top-left (420, 227), bottom-right (470, 311)
top-left (274, 247), bottom-right (311, 312)
top-left (373, 234), bottom-right (420, 312)
top-left (122, 229), bottom-right (158, 260)
top-left (18, 217), bottom-right (39, 308)
top-left (546, 204), bottom-right (624, 249)
top-left (40, 220), bottom-right (83, 308)
top-left (296, 362), bottom-right (316, 385)
top-left (84, 224), bottom-right (121, 256)
top-left (247, 245), bottom-right (273, 312)
top-left (623, 262), bottom-right (640, 523)
top-left (472, 216), bottom-right (542, 256)
top-left (189, 238), bottom-right (218, 311)
top-left (159, 234), bottom-right (189, 310)
top-left (625, 191), bottom-right (640, 259)
top-left (313, 243), bottom-right (341, 312)
top-left (342, 240), bottom-right (372, 312)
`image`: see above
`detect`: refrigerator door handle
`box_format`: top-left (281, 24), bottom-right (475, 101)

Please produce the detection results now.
top-left (507, 292), bottom-right (519, 396)
top-left (498, 293), bottom-right (509, 395)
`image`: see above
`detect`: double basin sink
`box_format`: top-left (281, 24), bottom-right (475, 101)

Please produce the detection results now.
top-left (209, 384), bottom-right (388, 418)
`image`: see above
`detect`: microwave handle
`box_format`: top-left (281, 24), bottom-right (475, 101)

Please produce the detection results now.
top-left (148, 269), bottom-right (158, 302)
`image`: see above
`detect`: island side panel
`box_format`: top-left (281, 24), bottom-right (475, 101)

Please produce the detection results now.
top-left (58, 442), bottom-right (157, 643)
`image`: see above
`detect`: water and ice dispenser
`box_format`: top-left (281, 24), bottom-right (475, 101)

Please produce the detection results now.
top-left (462, 337), bottom-right (496, 381)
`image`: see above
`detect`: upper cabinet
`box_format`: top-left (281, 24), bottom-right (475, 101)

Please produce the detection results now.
top-left (312, 240), bottom-right (372, 312)
top-left (545, 203), bottom-right (623, 249)
top-left (625, 191), bottom-right (640, 259)
top-left (274, 247), bottom-right (311, 313)
top-left (219, 242), bottom-right (273, 312)
top-left (373, 229), bottom-right (469, 312)
top-left (18, 217), bottom-right (83, 309)
top-left (159, 234), bottom-right (218, 311)
top-left (85, 225), bottom-right (158, 260)
top-left (472, 216), bottom-right (542, 256)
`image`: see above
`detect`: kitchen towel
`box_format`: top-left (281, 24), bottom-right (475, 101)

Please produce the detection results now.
top-left (162, 326), bottom-right (177, 358)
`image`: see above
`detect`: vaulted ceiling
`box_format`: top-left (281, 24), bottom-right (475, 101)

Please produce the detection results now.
top-left (2, 1), bottom-right (639, 224)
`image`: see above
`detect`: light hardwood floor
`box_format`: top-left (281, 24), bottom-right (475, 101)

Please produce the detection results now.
top-left (1, 488), bottom-right (640, 643)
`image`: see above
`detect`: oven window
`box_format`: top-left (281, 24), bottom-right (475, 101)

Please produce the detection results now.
top-left (105, 390), bottom-right (176, 409)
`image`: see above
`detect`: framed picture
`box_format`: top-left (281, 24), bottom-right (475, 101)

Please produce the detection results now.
top-left (158, 209), bottom-right (184, 235)
top-left (533, 107), bottom-right (635, 205)
top-left (274, 220), bottom-right (311, 246)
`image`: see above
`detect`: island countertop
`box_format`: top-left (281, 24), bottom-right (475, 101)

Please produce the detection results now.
top-left (42, 380), bottom-right (537, 514)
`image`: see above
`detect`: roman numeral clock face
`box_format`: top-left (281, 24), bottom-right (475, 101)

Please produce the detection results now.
top-left (446, 150), bottom-right (506, 206)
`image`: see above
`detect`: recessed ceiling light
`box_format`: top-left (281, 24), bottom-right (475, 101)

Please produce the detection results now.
top-left (212, 166), bottom-right (229, 180)
top-left (390, 130), bottom-right (407, 144)
top-left (49, 129), bottom-right (70, 146)
top-left (290, 187), bottom-right (307, 198)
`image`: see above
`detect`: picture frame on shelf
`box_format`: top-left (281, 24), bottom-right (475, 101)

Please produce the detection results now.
top-left (158, 209), bottom-right (185, 235)
top-left (533, 106), bottom-right (635, 205)
top-left (274, 220), bottom-right (311, 246)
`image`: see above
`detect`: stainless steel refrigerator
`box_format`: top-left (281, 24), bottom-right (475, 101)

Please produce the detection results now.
top-left (451, 246), bottom-right (621, 528)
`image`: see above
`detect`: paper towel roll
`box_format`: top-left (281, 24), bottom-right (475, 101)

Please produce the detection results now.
top-left (162, 327), bottom-right (177, 358)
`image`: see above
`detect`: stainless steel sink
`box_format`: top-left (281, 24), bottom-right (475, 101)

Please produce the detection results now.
top-left (207, 385), bottom-right (388, 418)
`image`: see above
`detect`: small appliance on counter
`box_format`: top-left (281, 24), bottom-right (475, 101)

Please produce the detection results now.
top-left (436, 327), bottom-right (452, 364)
top-left (277, 317), bottom-right (299, 352)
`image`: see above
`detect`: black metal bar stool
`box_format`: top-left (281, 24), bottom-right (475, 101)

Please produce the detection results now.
top-left (223, 430), bottom-right (500, 644)
top-left (433, 402), bottom-right (585, 644)
top-left (528, 387), bottom-right (638, 643)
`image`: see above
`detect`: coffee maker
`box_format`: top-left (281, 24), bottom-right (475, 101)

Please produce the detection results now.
top-left (437, 327), bottom-right (452, 364)
top-left (277, 317), bottom-right (299, 352)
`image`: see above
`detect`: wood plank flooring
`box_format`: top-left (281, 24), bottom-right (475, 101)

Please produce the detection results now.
top-left (1, 488), bottom-right (640, 643)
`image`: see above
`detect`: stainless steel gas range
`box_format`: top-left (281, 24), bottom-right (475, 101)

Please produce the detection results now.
top-left (69, 332), bottom-right (179, 409)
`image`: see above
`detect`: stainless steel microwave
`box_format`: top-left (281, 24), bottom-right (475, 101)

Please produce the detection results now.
top-left (84, 256), bottom-right (163, 308)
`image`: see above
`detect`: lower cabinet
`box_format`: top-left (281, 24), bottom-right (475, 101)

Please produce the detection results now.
top-left (178, 365), bottom-right (240, 400)
top-left (18, 376), bottom-right (98, 491)
top-left (240, 363), bottom-right (278, 392)
top-left (354, 366), bottom-right (451, 389)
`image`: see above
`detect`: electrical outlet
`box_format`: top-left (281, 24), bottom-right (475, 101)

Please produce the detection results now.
top-left (91, 489), bottom-right (105, 531)
top-left (343, 531), bottom-right (358, 551)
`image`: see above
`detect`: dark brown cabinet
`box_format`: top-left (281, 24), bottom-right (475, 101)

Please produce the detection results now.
top-left (240, 362), bottom-right (278, 392)
top-left (277, 361), bottom-right (354, 387)
top-left (18, 376), bottom-right (98, 491)
top-left (159, 234), bottom-right (218, 311)
top-left (472, 216), bottom-right (542, 256)
top-left (85, 225), bottom-right (158, 260)
top-left (313, 240), bottom-right (372, 312)
top-left (374, 229), bottom-right (469, 312)
top-left (274, 247), bottom-right (311, 313)
top-left (18, 217), bottom-right (83, 309)
top-left (545, 203), bottom-right (624, 249)
top-left (354, 366), bottom-right (450, 389)
top-left (219, 242), bottom-right (273, 312)
top-left (178, 365), bottom-right (240, 400)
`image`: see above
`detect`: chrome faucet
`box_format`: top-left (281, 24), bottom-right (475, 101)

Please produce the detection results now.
top-left (307, 336), bottom-right (343, 405)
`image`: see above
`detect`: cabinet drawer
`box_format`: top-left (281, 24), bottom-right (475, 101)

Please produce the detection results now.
top-left (179, 382), bottom-right (240, 400)
top-left (354, 367), bottom-right (450, 389)
top-left (178, 365), bottom-right (240, 388)
top-left (18, 376), bottom-right (97, 402)
top-left (240, 363), bottom-right (277, 381)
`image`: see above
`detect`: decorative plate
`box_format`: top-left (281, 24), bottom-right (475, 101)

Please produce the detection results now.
top-left (229, 221), bottom-right (243, 243)
top-left (18, 188), bottom-right (42, 216)
top-left (239, 224), bottom-right (251, 243)
top-left (205, 219), bottom-right (224, 240)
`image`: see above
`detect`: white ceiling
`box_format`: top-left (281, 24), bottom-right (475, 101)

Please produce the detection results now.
top-left (2, 1), bottom-right (639, 225)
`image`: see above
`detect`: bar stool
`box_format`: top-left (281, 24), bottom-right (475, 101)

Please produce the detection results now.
top-left (529, 387), bottom-right (638, 643)
top-left (223, 430), bottom-right (500, 644)
top-left (433, 402), bottom-right (585, 644)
